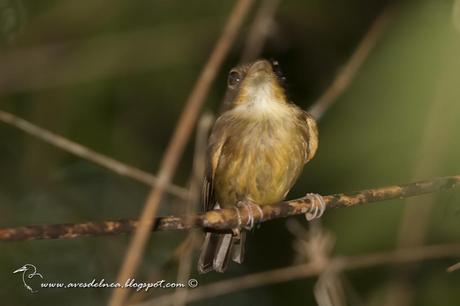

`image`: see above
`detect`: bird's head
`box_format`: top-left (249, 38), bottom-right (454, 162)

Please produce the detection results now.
top-left (225, 59), bottom-right (289, 113)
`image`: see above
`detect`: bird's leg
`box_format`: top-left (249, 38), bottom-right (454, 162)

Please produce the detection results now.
top-left (233, 206), bottom-right (243, 228)
top-left (304, 193), bottom-right (326, 221)
top-left (230, 201), bottom-right (263, 264)
top-left (237, 201), bottom-right (264, 230)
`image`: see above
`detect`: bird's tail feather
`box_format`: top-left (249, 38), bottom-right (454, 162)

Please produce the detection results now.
top-left (198, 231), bottom-right (246, 273)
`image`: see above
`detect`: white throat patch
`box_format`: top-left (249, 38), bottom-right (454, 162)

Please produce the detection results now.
top-left (233, 83), bottom-right (290, 119)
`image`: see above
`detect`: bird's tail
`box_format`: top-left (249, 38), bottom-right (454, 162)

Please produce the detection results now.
top-left (197, 231), bottom-right (246, 273)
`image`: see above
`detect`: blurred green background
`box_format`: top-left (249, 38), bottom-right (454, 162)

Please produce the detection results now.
top-left (1, 0), bottom-right (460, 305)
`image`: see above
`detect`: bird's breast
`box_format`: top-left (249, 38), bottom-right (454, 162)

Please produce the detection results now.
top-left (214, 111), bottom-right (307, 208)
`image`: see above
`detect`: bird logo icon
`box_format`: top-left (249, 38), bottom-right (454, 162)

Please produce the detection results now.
top-left (13, 264), bottom-right (43, 293)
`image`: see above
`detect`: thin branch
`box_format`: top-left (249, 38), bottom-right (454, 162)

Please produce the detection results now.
top-left (172, 114), bottom-right (213, 306)
top-left (109, 1), bottom-right (255, 305)
top-left (0, 110), bottom-right (188, 198)
top-left (383, 42), bottom-right (460, 306)
top-left (447, 262), bottom-right (460, 273)
top-left (1, 175), bottom-right (459, 241)
top-left (136, 242), bottom-right (460, 306)
top-left (240, 0), bottom-right (282, 63)
top-left (308, 8), bottom-right (393, 120)
top-left (218, 0), bottom-right (281, 111)
top-left (0, 23), bottom-right (211, 92)
top-left (126, 114), bottom-right (213, 305)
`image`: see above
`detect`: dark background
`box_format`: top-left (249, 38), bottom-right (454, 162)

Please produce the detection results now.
top-left (1, 0), bottom-right (460, 305)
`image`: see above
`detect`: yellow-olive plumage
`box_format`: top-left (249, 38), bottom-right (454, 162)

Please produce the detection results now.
top-left (198, 59), bottom-right (318, 273)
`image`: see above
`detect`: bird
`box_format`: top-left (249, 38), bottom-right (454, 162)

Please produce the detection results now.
top-left (13, 264), bottom-right (43, 293)
top-left (197, 59), bottom-right (324, 273)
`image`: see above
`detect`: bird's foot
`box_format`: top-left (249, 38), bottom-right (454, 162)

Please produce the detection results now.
top-left (304, 193), bottom-right (326, 221)
top-left (236, 201), bottom-right (264, 230)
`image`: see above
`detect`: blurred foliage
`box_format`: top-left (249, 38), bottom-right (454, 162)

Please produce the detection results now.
top-left (1, 0), bottom-right (460, 305)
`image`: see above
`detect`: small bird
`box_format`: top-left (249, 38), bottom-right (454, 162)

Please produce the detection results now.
top-left (198, 59), bottom-right (323, 273)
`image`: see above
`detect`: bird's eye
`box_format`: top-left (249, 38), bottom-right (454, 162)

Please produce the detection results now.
top-left (271, 60), bottom-right (286, 82)
top-left (228, 70), bottom-right (241, 88)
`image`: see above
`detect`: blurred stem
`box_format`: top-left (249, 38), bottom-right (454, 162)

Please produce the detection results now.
top-left (383, 31), bottom-right (460, 306)
top-left (308, 7), bottom-right (393, 120)
top-left (137, 242), bottom-right (460, 306)
top-left (172, 114), bottom-right (213, 306)
top-left (0, 110), bottom-right (188, 198)
top-left (109, 1), bottom-right (255, 305)
top-left (240, 0), bottom-right (282, 63)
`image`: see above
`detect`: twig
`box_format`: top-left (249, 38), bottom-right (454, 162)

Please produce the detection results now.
top-left (109, 1), bottom-right (255, 305)
top-left (447, 262), bottom-right (460, 273)
top-left (1, 175), bottom-right (459, 241)
top-left (240, 0), bottom-right (282, 63)
top-left (218, 0), bottom-right (281, 112)
top-left (0, 110), bottom-right (188, 198)
top-left (308, 8), bottom-right (393, 120)
top-left (172, 114), bottom-right (213, 306)
top-left (0, 24), bottom-right (210, 92)
top-left (382, 37), bottom-right (460, 306)
top-left (136, 242), bottom-right (460, 306)
top-left (125, 114), bottom-right (213, 305)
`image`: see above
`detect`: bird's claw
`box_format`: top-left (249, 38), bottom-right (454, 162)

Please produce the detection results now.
top-left (236, 201), bottom-right (264, 230)
top-left (304, 193), bottom-right (326, 221)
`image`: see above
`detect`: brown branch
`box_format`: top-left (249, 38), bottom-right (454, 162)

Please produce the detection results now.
top-left (171, 114), bottom-right (213, 306)
top-left (447, 262), bottom-right (460, 273)
top-left (0, 110), bottom-right (188, 199)
top-left (109, 1), bottom-right (255, 305)
top-left (1, 175), bottom-right (459, 241)
top-left (308, 8), bottom-right (393, 120)
top-left (382, 45), bottom-right (460, 306)
top-left (138, 242), bottom-right (460, 306)
top-left (0, 24), bottom-right (212, 93)
top-left (240, 0), bottom-right (282, 63)
top-left (126, 114), bottom-right (212, 305)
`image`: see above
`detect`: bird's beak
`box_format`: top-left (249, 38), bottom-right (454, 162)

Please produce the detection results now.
top-left (244, 60), bottom-right (279, 90)
top-left (13, 266), bottom-right (27, 273)
top-left (248, 60), bottom-right (272, 75)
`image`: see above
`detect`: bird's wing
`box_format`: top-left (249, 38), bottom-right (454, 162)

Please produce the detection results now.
top-left (202, 119), bottom-right (227, 212)
top-left (301, 111), bottom-right (319, 163)
top-left (202, 169), bottom-right (216, 212)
